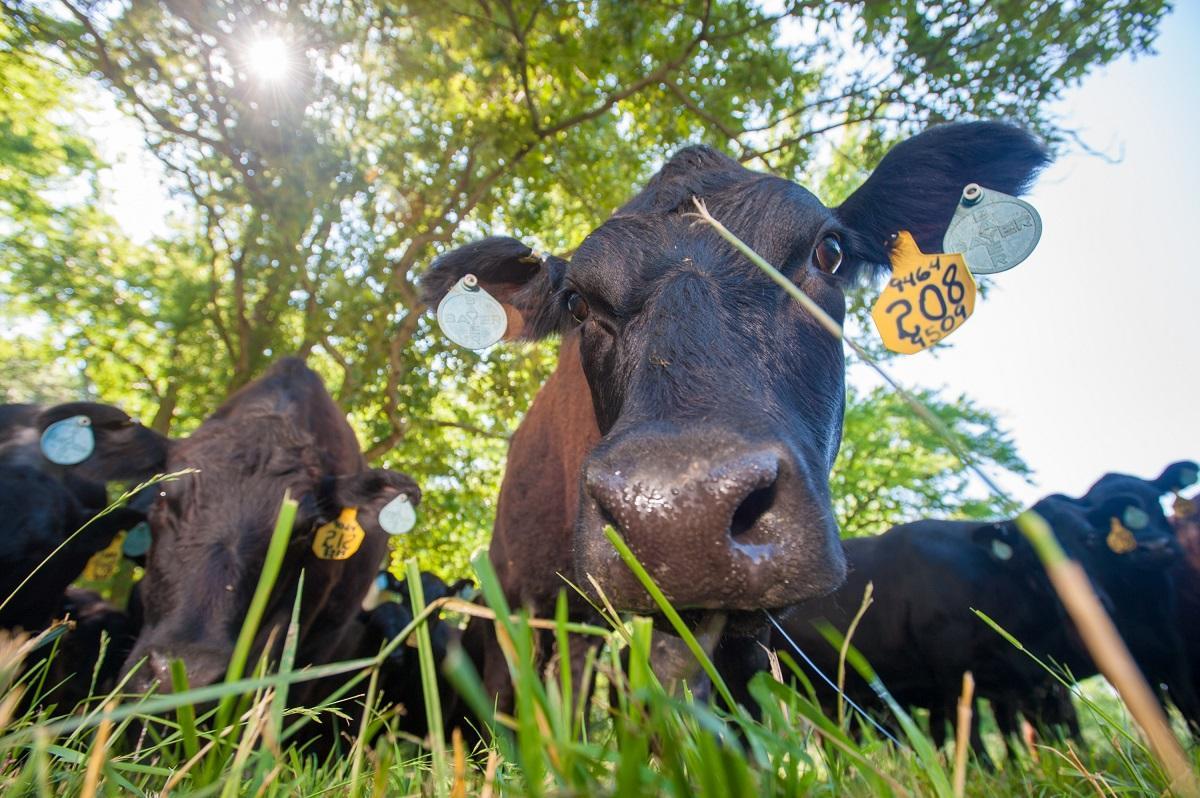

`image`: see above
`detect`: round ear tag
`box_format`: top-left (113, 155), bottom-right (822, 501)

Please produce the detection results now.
top-left (40, 415), bottom-right (96, 465)
top-left (943, 183), bottom-right (1042, 275)
top-left (436, 274), bottom-right (508, 350)
top-left (1180, 467), bottom-right (1199, 489)
top-left (1122, 506), bottom-right (1149, 531)
top-left (379, 493), bottom-right (416, 535)
top-left (990, 540), bottom-right (1014, 561)
top-left (122, 521), bottom-right (153, 558)
top-left (375, 573), bottom-right (391, 591)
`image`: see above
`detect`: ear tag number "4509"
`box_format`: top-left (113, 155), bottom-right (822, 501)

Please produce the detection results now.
top-left (943, 183), bottom-right (1042, 275)
top-left (313, 507), bottom-right (365, 560)
top-left (436, 274), bottom-right (508, 350)
top-left (872, 232), bottom-right (977, 355)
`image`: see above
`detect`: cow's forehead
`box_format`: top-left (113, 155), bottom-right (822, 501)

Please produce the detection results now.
top-left (568, 175), bottom-right (834, 308)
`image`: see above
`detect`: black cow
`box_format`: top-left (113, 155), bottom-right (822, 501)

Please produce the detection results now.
top-left (421, 122), bottom-right (1048, 710)
top-left (770, 483), bottom-right (1183, 760)
top-left (0, 401), bottom-right (167, 631)
top-left (359, 571), bottom-right (474, 738)
top-left (122, 358), bottom-right (420, 713)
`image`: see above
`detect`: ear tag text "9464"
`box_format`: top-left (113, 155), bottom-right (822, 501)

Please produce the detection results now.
top-left (379, 493), bottom-right (416, 535)
top-left (436, 274), bottom-right (508, 350)
top-left (872, 232), bottom-right (977, 355)
top-left (40, 415), bottom-right (95, 465)
top-left (313, 507), bottom-right (365, 560)
top-left (943, 183), bottom-right (1042, 275)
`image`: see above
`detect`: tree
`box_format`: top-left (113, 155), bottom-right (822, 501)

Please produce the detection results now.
top-left (0, 1), bottom-right (1168, 573)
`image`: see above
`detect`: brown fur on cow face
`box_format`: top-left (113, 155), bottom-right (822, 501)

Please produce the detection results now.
top-left (423, 122), bottom-right (1049, 615)
top-left (122, 358), bottom-right (419, 695)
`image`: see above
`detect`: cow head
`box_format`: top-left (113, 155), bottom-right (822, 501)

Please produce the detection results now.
top-left (123, 411), bottom-right (420, 694)
top-left (1078, 461), bottom-right (1196, 567)
top-left (423, 122), bottom-right (1048, 612)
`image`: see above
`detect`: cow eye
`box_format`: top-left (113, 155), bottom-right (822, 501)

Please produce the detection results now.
top-left (813, 234), bottom-right (843, 274)
top-left (567, 292), bottom-right (590, 323)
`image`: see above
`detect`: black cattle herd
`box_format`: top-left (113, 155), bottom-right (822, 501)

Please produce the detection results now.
top-left (2, 122), bottom-right (1198, 760)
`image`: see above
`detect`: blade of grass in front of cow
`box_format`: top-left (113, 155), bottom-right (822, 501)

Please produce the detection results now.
top-left (603, 525), bottom-right (738, 713)
top-left (0, 470), bottom-right (197, 621)
top-left (216, 493), bottom-right (298, 734)
top-left (405, 557), bottom-right (450, 798)
top-left (1016, 509), bottom-right (1198, 796)
top-left (693, 197), bottom-right (1200, 794)
top-left (169, 657), bottom-right (200, 762)
top-left (271, 568), bottom-right (304, 745)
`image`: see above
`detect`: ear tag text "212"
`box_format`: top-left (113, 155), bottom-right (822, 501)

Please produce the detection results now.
top-left (436, 274), bottom-right (508, 350)
top-left (872, 232), bottom-right (977, 355)
top-left (313, 507), bottom-right (365, 560)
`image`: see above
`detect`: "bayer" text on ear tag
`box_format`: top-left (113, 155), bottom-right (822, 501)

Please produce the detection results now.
top-left (943, 183), bottom-right (1042, 275)
top-left (83, 532), bottom-right (124, 582)
top-left (122, 521), bottom-right (152, 558)
top-left (313, 507), bottom-right (366, 560)
top-left (379, 493), bottom-right (416, 535)
top-left (436, 274), bottom-right (508, 350)
top-left (41, 415), bottom-right (96, 465)
top-left (1107, 517), bottom-right (1137, 554)
top-left (872, 232), bottom-right (977, 355)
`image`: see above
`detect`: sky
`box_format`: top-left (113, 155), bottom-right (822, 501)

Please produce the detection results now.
top-left (92, 6), bottom-right (1200, 506)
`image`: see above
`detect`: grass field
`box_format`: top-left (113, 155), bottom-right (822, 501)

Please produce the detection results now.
top-left (0, 537), bottom-right (1194, 798)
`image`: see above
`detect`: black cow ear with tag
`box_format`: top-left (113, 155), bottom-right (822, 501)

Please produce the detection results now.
top-left (322, 468), bottom-right (422, 535)
top-left (420, 237), bottom-right (571, 345)
top-left (835, 122), bottom-right (1049, 274)
top-left (1154, 460), bottom-right (1200, 494)
top-left (36, 401), bottom-right (169, 484)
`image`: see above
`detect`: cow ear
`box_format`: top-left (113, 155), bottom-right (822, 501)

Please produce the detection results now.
top-left (1154, 460), bottom-right (1200, 494)
top-left (836, 122), bottom-right (1050, 269)
top-left (971, 521), bottom-right (1024, 563)
top-left (420, 236), bottom-right (571, 341)
top-left (37, 402), bottom-right (169, 484)
top-left (1085, 492), bottom-right (1146, 532)
top-left (323, 468), bottom-right (421, 532)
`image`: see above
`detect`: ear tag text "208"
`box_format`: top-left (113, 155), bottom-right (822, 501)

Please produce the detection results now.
top-left (379, 493), bottom-right (416, 535)
top-left (872, 232), bottom-right (977, 355)
top-left (436, 274), bottom-right (508, 350)
top-left (41, 415), bottom-right (95, 465)
top-left (313, 507), bottom-right (365, 560)
top-left (943, 183), bottom-right (1042, 275)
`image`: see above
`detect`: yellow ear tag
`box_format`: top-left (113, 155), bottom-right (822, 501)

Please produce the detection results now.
top-left (872, 232), bottom-right (977, 354)
top-left (312, 507), bottom-right (365, 561)
top-left (83, 532), bottom-right (125, 582)
top-left (1106, 517), bottom-right (1137, 554)
top-left (1174, 495), bottom-right (1196, 519)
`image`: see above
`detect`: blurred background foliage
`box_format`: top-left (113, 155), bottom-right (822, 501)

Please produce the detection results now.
top-left (0, 0), bottom-right (1166, 577)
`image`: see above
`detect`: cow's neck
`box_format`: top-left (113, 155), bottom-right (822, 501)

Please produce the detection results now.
top-left (490, 332), bottom-right (601, 614)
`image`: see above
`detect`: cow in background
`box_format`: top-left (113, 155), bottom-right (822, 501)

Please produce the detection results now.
top-left (421, 122), bottom-right (1049, 711)
top-left (122, 358), bottom-right (420, 717)
top-left (771, 466), bottom-right (1195, 761)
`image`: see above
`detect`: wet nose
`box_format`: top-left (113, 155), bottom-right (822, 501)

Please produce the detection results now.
top-left (575, 431), bottom-right (845, 612)
top-left (124, 647), bottom-right (229, 695)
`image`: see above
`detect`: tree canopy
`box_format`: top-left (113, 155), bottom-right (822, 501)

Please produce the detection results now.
top-left (0, 0), bottom-right (1168, 575)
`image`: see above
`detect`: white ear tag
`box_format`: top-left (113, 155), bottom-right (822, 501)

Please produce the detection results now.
top-left (990, 539), bottom-right (1014, 561)
top-left (40, 415), bottom-right (95, 465)
top-left (943, 183), bottom-right (1042, 275)
top-left (436, 274), bottom-right (508, 350)
top-left (379, 493), bottom-right (416, 535)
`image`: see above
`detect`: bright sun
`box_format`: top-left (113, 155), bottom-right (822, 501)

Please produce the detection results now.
top-left (245, 36), bottom-right (291, 82)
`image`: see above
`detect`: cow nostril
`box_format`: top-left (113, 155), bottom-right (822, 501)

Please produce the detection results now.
top-left (730, 483), bottom-right (776, 540)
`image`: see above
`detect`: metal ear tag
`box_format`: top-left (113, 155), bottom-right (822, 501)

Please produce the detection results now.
top-left (379, 493), bottom-right (416, 535)
top-left (436, 274), bottom-right (508, 350)
top-left (943, 183), bottom-right (1042, 275)
top-left (40, 415), bottom-right (95, 465)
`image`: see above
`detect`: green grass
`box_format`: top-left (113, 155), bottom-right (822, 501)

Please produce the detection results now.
top-left (1, 537), bottom-right (1195, 798)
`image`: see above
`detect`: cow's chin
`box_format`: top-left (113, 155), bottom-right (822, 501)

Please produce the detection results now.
top-left (648, 611), bottom-right (726, 690)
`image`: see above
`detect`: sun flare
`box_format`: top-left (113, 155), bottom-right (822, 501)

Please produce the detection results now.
top-left (245, 36), bottom-right (291, 82)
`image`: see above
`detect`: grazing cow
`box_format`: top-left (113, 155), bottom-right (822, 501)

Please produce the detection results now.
top-left (360, 571), bottom-right (474, 738)
top-left (0, 402), bottom-right (167, 631)
top-left (421, 122), bottom-right (1049, 708)
top-left (122, 358), bottom-right (420, 708)
top-left (770, 483), bottom-right (1184, 760)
